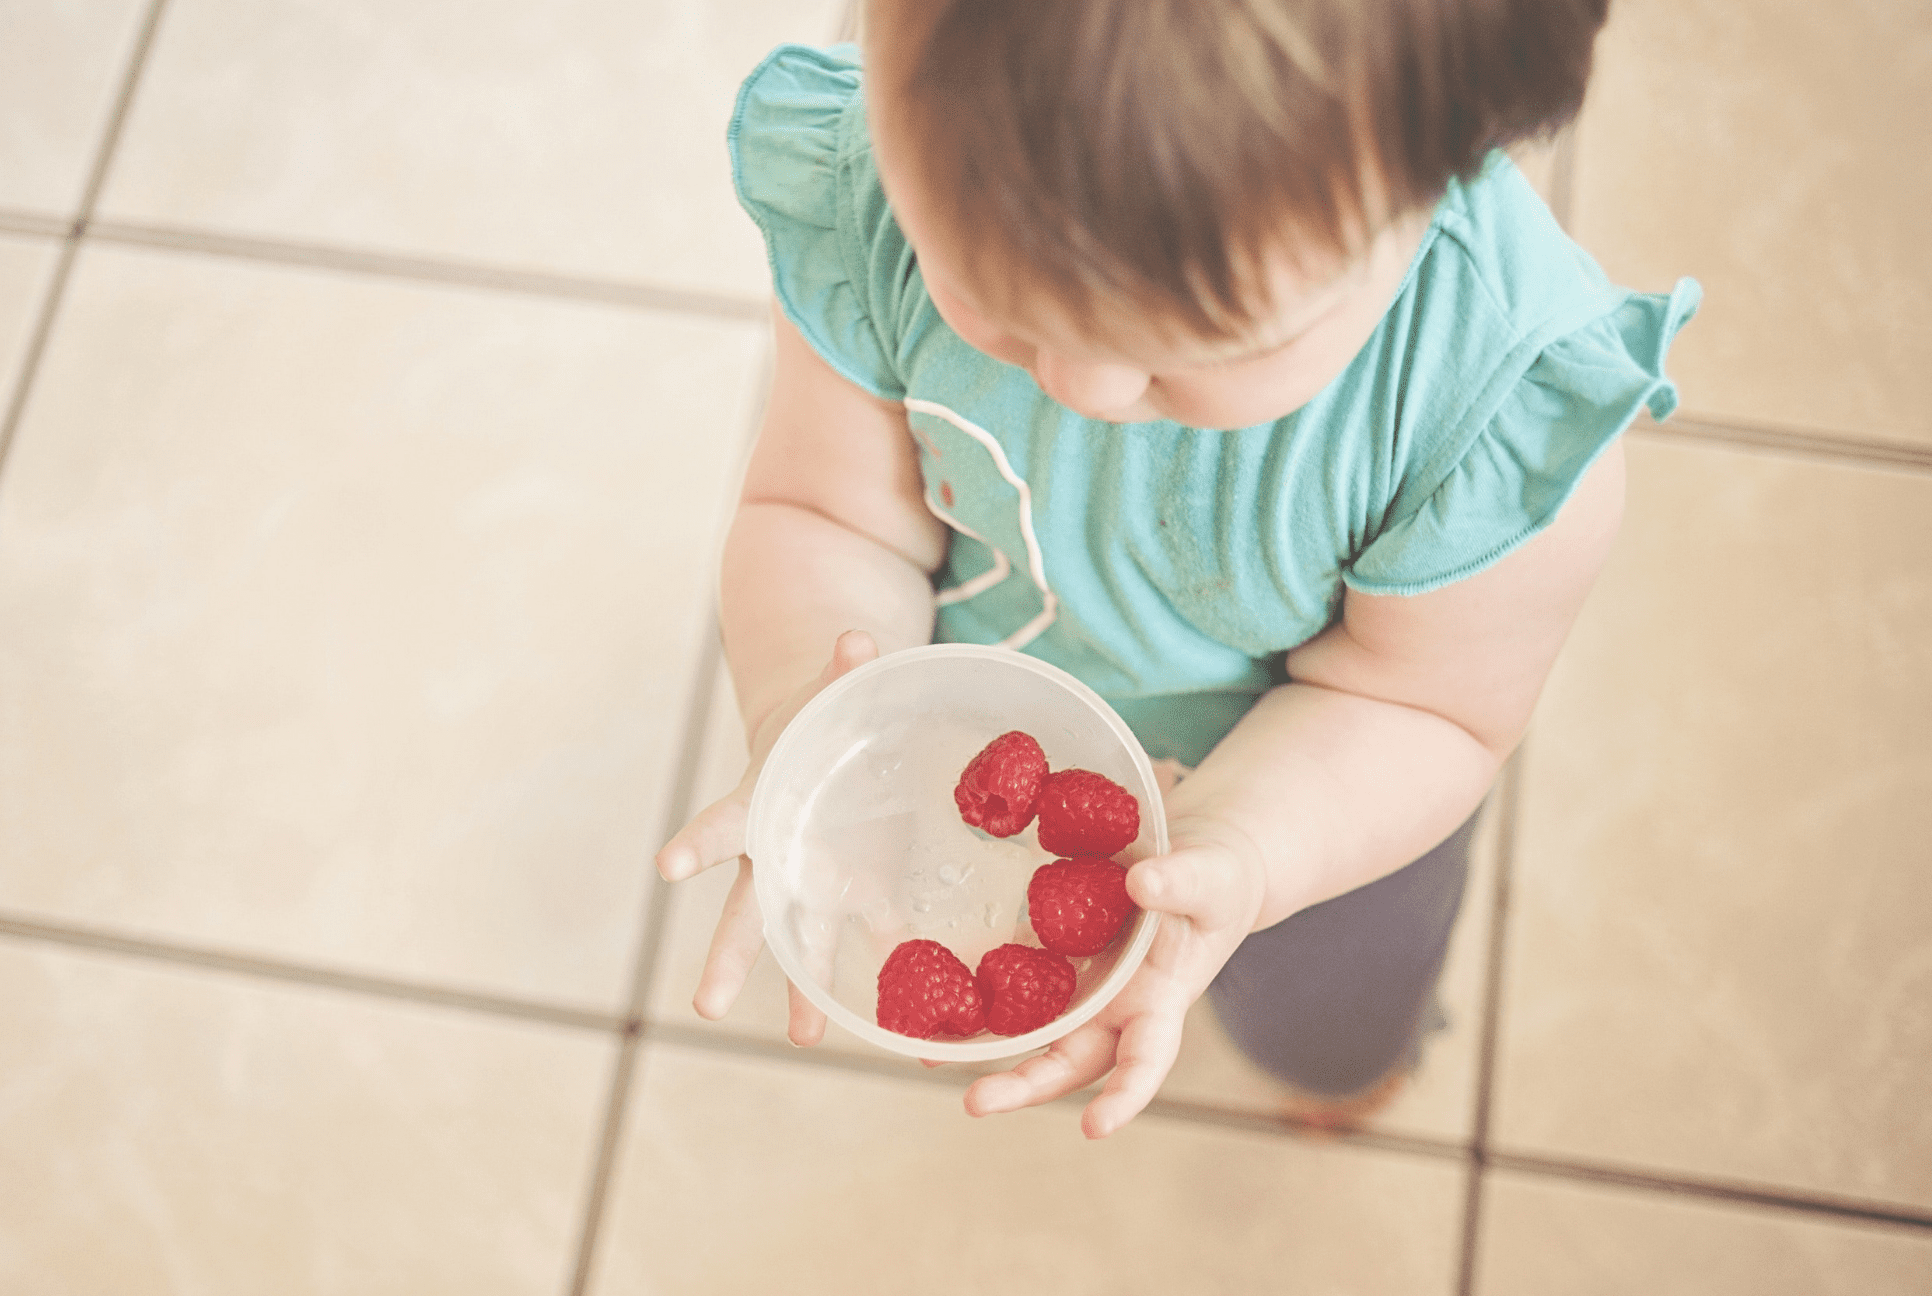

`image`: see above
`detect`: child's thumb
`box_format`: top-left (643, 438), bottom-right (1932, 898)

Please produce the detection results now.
top-left (828, 628), bottom-right (879, 675)
top-left (1125, 845), bottom-right (1253, 929)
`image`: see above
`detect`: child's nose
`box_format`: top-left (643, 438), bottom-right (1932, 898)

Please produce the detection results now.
top-left (1031, 348), bottom-right (1151, 420)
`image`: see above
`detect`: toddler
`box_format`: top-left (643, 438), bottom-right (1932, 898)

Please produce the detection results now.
top-left (655, 0), bottom-right (1697, 1138)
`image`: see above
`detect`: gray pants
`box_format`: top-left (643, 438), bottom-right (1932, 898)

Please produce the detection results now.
top-left (1204, 810), bottom-right (1478, 1097)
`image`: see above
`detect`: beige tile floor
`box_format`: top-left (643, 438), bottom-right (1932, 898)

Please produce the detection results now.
top-left (1, 1), bottom-right (1927, 1293)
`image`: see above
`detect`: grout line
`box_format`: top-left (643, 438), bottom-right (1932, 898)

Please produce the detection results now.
top-left (1633, 414), bottom-right (1932, 475)
top-left (0, 237), bottom-right (81, 479)
top-left (564, 327), bottom-right (772, 1295)
top-left (73, 0), bottom-right (172, 224)
top-left (564, 1022), bottom-right (643, 1296)
top-left (1456, 749), bottom-right (1525, 1296)
top-left (1486, 1150), bottom-right (1932, 1235)
top-left (0, 912), bottom-right (623, 1033)
top-left (84, 220), bottom-right (766, 322)
top-left (0, 0), bottom-right (168, 484)
top-left (0, 208), bottom-right (74, 240)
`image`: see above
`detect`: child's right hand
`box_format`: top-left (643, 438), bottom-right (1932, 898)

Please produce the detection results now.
top-left (653, 629), bottom-right (882, 1047)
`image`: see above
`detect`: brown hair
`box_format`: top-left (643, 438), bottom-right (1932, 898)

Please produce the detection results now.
top-left (869, 0), bottom-right (1609, 341)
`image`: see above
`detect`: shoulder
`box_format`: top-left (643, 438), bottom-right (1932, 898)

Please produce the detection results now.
top-left (730, 44), bottom-right (920, 401)
top-left (1424, 152), bottom-right (1621, 335)
top-left (1332, 155), bottom-right (1700, 596)
top-left (729, 44), bottom-right (864, 219)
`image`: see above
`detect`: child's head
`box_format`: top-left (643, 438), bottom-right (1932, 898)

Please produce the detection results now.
top-left (864, 0), bottom-right (1608, 427)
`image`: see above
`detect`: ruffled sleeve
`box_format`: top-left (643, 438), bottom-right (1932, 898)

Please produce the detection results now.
top-left (1345, 277), bottom-right (1701, 596)
top-left (728, 44), bottom-right (905, 400)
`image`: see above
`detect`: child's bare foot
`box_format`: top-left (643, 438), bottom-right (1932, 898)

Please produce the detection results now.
top-left (1276, 1069), bottom-right (1408, 1135)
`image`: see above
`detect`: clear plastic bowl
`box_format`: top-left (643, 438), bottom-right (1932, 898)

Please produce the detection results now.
top-left (747, 644), bottom-right (1166, 1061)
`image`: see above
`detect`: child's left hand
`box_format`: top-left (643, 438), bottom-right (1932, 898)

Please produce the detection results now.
top-left (958, 817), bottom-right (1267, 1139)
top-left (949, 440), bottom-right (1631, 1135)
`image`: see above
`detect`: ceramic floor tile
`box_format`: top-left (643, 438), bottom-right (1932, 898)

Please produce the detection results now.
top-left (1160, 794), bottom-right (1501, 1144)
top-left (0, 0), bottom-right (150, 218)
top-left (0, 243), bottom-right (763, 1009)
top-left (0, 938), bottom-right (612, 1295)
top-left (99, 0), bottom-right (848, 300)
top-left (0, 231), bottom-right (61, 407)
top-left (1494, 437), bottom-right (1932, 1207)
top-left (1569, 0), bottom-right (1932, 448)
top-left (1476, 1170), bottom-right (1932, 1296)
top-left (591, 1042), bottom-right (1465, 1296)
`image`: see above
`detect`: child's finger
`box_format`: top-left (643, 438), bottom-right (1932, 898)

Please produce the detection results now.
top-left (1126, 844), bottom-right (1255, 930)
top-left (750, 630), bottom-right (881, 757)
top-left (692, 860), bottom-right (764, 1020)
top-left (962, 1022), bottom-right (1116, 1116)
top-left (827, 627), bottom-right (880, 674)
top-left (1080, 1009), bottom-right (1184, 1139)
top-left (655, 788), bottom-right (749, 882)
top-left (784, 895), bottom-right (839, 1048)
top-left (786, 980), bottom-right (828, 1048)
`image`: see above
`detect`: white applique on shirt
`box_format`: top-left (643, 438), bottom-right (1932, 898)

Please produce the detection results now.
top-left (905, 397), bottom-right (1059, 650)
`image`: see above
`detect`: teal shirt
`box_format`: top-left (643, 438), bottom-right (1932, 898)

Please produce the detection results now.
top-left (731, 45), bottom-right (1700, 767)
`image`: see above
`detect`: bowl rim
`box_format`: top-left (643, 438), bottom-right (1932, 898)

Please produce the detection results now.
top-left (747, 643), bottom-right (1166, 1061)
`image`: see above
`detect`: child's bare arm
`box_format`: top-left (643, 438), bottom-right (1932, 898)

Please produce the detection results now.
top-left (656, 305), bottom-right (944, 1036)
top-left (967, 442), bottom-right (1627, 1136)
top-left (1196, 438), bottom-right (1627, 925)
top-left (723, 305), bottom-right (947, 736)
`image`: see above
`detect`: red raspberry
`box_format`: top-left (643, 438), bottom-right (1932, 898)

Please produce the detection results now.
top-left (974, 943), bottom-right (1077, 1036)
top-left (953, 730), bottom-right (1048, 838)
top-left (876, 939), bottom-right (986, 1040)
top-left (1034, 768), bottom-right (1140, 857)
top-left (1027, 858), bottom-right (1139, 957)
